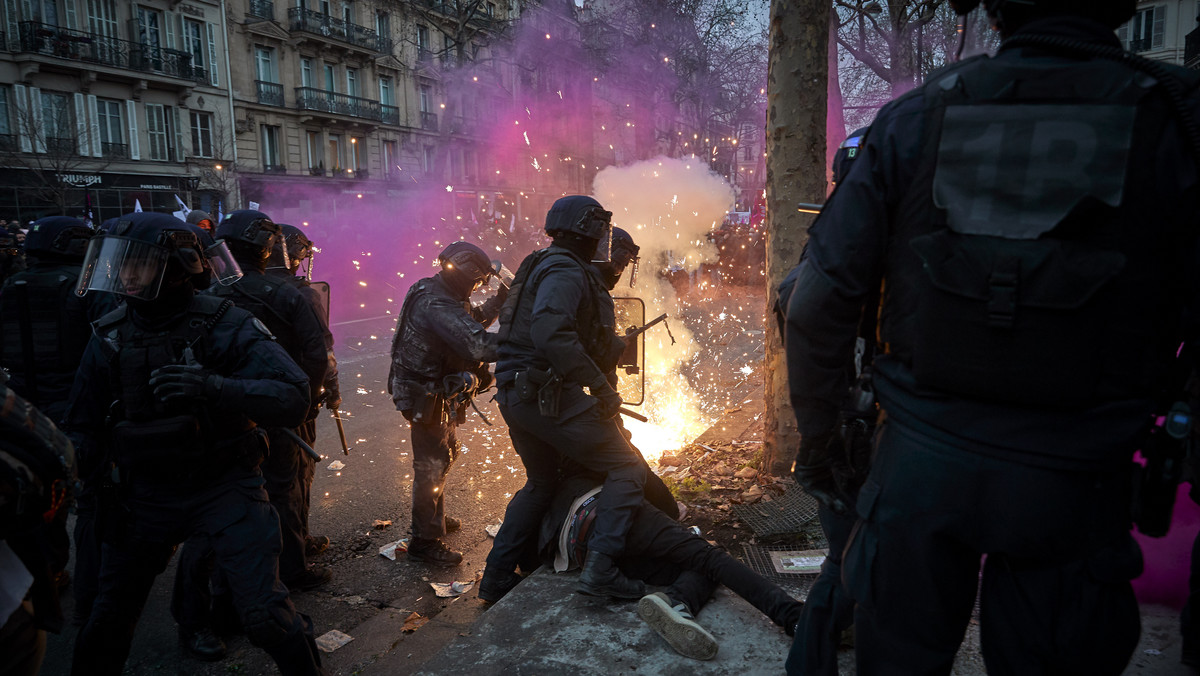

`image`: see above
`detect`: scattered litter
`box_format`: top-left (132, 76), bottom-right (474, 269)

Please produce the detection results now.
top-left (402, 611), bottom-right (428, 633)
top-left (741, 485), bottom-right (764, 503)
top-left (431, 580), bottom-right (475, 598)
top-left (734, 467), bottom-right (759, 480)
top-left (697, 444), bottom-right (717, 454)
top-left (770, 549), bottom-right (828, 575)
top-left (327, 460), bottom-right (345, 470)
top-left (688, 526), bottom-right (701, 536)
top-left (660, 466), bottom-right (678, 474)
top-left (712, 463), bottom-right (734, 477)
top-left (315, 629), bottom-right (354, 653)
top-left (1144, 648), bottom-right (1163, 656)
top-left (658, 455), bottom-right (682, 467)
top-left (373, 519), bottom-right (392, 529)
top-left (379, 538), bottom-right (410, 560)
top-left (342, 595), bottom-right (366, 606)
top-left (485, 523), bottom-right (502, 538)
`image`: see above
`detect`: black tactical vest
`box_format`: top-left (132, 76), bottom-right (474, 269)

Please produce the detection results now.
top-left (890, 53), bottom-right (1200, 408)
top-left (207, 273), bottom-right (296, 355)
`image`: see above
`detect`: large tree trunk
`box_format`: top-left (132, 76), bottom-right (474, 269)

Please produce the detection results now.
top-left (827, 10), bottom-right (845, 184)
top-left (763, 0), bottom-right (828, 475)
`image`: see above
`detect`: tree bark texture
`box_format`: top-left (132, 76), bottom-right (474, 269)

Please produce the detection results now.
top-left (763, 0), bottom-right (828, 475)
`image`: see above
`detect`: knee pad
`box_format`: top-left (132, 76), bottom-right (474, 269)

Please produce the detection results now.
top-left (241, 604), bottom-right (294, 648)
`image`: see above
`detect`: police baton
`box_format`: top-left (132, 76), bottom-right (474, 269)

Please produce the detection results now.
top-left (332, 410), bottom-right (352, 455)
top-left (278, 427), bottom-right (323, 462)
top-left (619, 407), bottom-right (649, 423)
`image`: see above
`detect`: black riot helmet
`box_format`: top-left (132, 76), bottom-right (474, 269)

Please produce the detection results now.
top-left (544, 195), bottom-right (613, 263)
top-left (215, 209), bottom-right (284, 271)
top-left (950, 0), bottom-right (1135, 32)
top-left (594, 226), bottom-right (640, 290)
top-left (437, 241), bottom-right (499, 299)
top-left (832, 127), bottom-right (870, 187)
top-left (269, 223), bottom-right (316, 277)
top-left (24, 216), bottom-right (92, 261)
top-left (76, 212), bottom-right (207, 301)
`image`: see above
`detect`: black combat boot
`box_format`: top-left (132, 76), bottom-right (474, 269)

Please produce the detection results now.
top-left (577, 551), bottom-right (645, 599)
top-left (479, 567), bottom-right (523, 604)
top-left (179, 627), bottom-right (227, 661)
top-left (283, 564), bottom-right (332, 592)
top-left (408, 538), bottom-right (463, 566)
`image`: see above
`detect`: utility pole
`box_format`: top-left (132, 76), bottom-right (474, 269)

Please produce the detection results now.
top-left (762, 0), bottom-right (829, 475)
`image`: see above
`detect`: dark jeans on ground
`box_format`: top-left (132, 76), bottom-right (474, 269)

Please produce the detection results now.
top-left (488, 393), bottom-right (647, 575)
top-left (410, 419), bottom-right (459, 540)
top-left (617, 501), bottom-right (803, 631)
top-left (263, 428), bottom-right (308, 581)
top-left (844, 420), bottom-right (1142, 676)
top-left (786, 502), bottom-right (857, 675)
top-left (72, 470), bottom-right (325, 676)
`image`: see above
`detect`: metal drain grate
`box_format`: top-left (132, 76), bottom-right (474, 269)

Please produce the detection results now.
top-left (739, 543), bottom-right (827, 598)
top-left (731, 481), bottom-right (821, 537)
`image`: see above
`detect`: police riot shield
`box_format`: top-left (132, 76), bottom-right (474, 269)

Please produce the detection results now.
top-left (309, 280), bottom-right (331, 323)
top-left (612, 296), bottom-right (645, 406)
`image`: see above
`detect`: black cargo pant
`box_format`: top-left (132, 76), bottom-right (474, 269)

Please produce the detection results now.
top-left (409, 418), bottom-right (460, 540)
top-left (786, 502), bottom-right (857, 675)
top-left (615, 500), bottom-right (803, 631)
top-left (488, 390), bottom-right (646, 576)
top-left (844, 419), bottom-right (1142, 676)
top-left (263, 427), bottom-right (309, 582)
top-left (298, 418), bottom-right (318, 540)
top-left (73, 469), bottom-right (325, 676)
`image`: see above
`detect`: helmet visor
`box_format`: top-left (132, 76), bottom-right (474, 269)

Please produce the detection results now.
top-left (206, 240), bottom-right (243, 286)
top-left (591, 225), bottom-right (612, 264)
top-left (75, 236), bottom-right (169, 300)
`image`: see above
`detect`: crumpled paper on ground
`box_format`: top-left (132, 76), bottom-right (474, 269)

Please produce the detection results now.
top-left (327, 460), bottom-right (345, 470)
top-left (315, 629), bottom-right (354, 653)
top-left (402, 611), bottom-right (428, 633)
top-left (379, 537), bottom-right (410, 560)
top-left (431, 580), bottom-right (474, 598)
top-left (485, 523), bottom-right (501, 538)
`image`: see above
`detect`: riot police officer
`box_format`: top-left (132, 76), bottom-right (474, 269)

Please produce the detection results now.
top-left (63, 212), bottom-right (325, 675)
top-left (0, 217), bottom-right (113, 421)
top-left (268, 223), bottom-right (339, 556)
top-left (207, 210), bottom-right (333, 590)
top-left (0, 216), bottom-right (115, 627)
top-left (782, 1), bottom-right (1182, 673)
top-left (481, 195), bottom-right (645, 602)
top-left (388, 241), bottom-right (505, 565)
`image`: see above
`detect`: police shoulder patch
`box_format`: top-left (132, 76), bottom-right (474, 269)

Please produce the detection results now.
top-left (251, 317), bottom-right (276, 339)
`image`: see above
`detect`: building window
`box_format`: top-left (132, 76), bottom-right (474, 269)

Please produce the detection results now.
top-left (375, 11), bottom-right (389, 37)
top-left (301, 58), bottom-right (313, 87)
top-left (327, 134), bottom-right (342, 173)
top-left (255, 46), bottom-right (278, 83)
top-left (190, 111), bottom-right (213, 158)
top-left (1122, 5), bottom-right (1165, 52)
top-left (486, 2), bottom-right (494, 17)
top-left (182, 18), bottom-right (205, 72)
top-left (350, 137), bottom-right (363, 170)
top-left (306, 130), bottom-right (322, 171)
top-left (423, 146), bottom-right (434, 174)
top-left (319, 0), bottom-right (330, 15)
top-left (419, 84), bottom-right (432, 113)
top-left (40, 92), bottom-right (73, 151)
top-left (323, 63), bottom-right (336, 92)
top-left (346, 67), bottom-right (359, 97)
top-left (383, 139), bottom-right (397, 177)
top-left (96, 98), bottom-right (123, 148)
top-left (416, 24), bottom-right (430, 60)
top-left (87, 0), bottom-right (118, 38)
top-left (379, 76), bottom-right (394, 105)
top-left (145, 103), bottom-right (171, 161)
top-left (0, 88), bottom-right (11, 147)
top-left (136, 6), bottom-right (162, 48)
top-left (261, 124), bottom-right (281, 169)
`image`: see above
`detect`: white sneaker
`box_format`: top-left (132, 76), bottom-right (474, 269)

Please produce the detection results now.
top-left (637, 592), bottom-right (719, 660)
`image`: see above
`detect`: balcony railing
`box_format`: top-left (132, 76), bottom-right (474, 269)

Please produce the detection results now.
top-left (45, 137), bottom-right (76, 154)
top-left (287, 7), bottom-right (392, 53)
top-left (420, 111), bottom-right (438, 131)
top-left (308, 166), bottom-right (325, 176)
top-left (248, 0), bottom-right (274, 20)
top-left (263, 163), bottom-right (287, 174)
top-left (101, 141), bottom-right (128, 159)
top-left (1129, 37), bottom-right (1152, 53)
top-left (353, 168), bottom-right (369, 179)
top-left (0, 134), bottom-right (16, 151)
top-left (17, 22), bottom-right (201, 81)
top-left (256, 80), bottom-right (284, 106)
top-left (417, 48), bottom-right (432, 63)
top-left (1186, 27), bottom-right (1200, 69)
top-left (381, 104), bottom-right (400, 126)
top-left (295, 87), bottom-right (381, 121)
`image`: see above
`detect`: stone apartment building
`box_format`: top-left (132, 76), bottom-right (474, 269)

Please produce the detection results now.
top-left (0, 0), bottom-right (234, 222)
top-left (1120, 0), bottom-right (1200, 68)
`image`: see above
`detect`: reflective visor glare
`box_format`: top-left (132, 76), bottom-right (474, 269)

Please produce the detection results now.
top-left (207, 241), bottom-right (244, 286)
top-left (75, 236), bottom-right (168, 300)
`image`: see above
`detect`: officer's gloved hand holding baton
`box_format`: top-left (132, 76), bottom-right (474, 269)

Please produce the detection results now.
top-left (588, 376), bottom-right (623, 419)
top-left (793, 429), bottom-right (851, 515)
top-left (150, 364), bottom-right (224, 403)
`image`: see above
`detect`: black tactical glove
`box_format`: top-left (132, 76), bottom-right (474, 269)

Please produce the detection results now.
top-left (588, 376), bottom-right (623, 419)
top-left (149, 364), bottom-right (224, 403)
top-left (323, 379), bottom-right (342, 411)
top-left (792, 430), bottom-right (851, 515)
